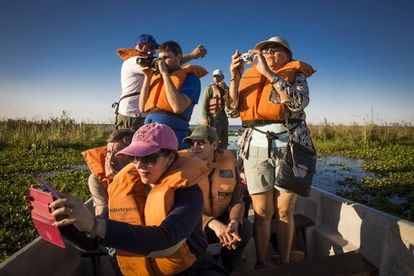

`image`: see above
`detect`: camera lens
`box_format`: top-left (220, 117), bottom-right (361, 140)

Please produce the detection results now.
top-left (136, 55), bottom-right (154, 67)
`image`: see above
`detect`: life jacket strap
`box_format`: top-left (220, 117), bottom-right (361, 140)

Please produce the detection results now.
top-left (148, 109), bottom-right (188, 121)
top-left (146, 110), bottom-right (189, 131)
top-left (242, 119), bottom-right (302, 127)
top-left (250, 127), bottom-right (288, 158)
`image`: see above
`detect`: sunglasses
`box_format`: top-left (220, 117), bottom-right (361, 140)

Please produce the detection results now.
top-left (190, 139), bottom-right (208, 146)
top-left (133, 150), bottom-right (170, 165)
top-left (261, 46), bottom-right (285, 54)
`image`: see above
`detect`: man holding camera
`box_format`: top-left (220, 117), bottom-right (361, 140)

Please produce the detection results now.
top-left (139, 40), bottom-right (208, 149)
top-left (115, 34), bottom-right (207, 132)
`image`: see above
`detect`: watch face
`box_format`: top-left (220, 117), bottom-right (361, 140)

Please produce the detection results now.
top-left (269, 88), bottom-right (279, 104)
top-left (271, 76), bottom-right (279, 84)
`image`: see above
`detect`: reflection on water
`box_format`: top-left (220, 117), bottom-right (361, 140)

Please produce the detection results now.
top-left (228, 135), bottom-right (240, 151)
top-left (313, 156), bottom-right (376, 194)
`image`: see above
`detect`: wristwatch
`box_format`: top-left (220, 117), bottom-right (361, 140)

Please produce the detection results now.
top-left (228, 218), bottom-right (243, 229)
top-left (270, 75), bottom-right (280, 85)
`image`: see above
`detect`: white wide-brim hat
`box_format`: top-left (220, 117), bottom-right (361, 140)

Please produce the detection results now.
top-left (255, 36), bottom-right (292, 57)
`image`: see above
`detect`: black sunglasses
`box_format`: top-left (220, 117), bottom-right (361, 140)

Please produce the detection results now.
top-left (190, 139), bottom-right (209, 146)
top-left (261, 46), bottom-right (285, 54)
top-left (133, 150), bottom-right (170, 165)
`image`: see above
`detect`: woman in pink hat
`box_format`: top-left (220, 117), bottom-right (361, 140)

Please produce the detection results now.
top-left (50, 123), bottom-right (227, 275)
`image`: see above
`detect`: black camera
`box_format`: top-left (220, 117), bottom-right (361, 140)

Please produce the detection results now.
top-left (136, 53), bottom-right (156, 67)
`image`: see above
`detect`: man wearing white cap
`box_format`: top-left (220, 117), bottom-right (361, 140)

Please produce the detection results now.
top-left (200, 69), bottom-right (230, 149)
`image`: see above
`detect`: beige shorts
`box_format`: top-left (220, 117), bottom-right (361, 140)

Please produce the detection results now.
top-left (115, 113), bottom-right (145, 132)
top-left (243, 145), bottom-right (290, 195)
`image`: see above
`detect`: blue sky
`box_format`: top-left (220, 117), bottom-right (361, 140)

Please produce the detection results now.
top-left (1, 0), bottom-right (413, 125)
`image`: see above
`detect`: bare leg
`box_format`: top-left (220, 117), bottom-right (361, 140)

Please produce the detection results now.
top-left (274, 191), bottom-right (297, 264)
top-left (251, 190), bottom-right (274, 262)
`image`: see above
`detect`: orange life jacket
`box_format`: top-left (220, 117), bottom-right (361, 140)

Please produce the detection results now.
top-left (207, 84), bottom-right (224, 116)
top-left (81, 146), bottom-right (110, 184)
top-left (199, 150), bottom-right (237, 218)
top-left (108, 153), bottom-right (213, 276)
top-left (143, 65), bottom-right (208, 113)
top-left (239, 60), bottom-right (315, 124)
top-left (117, 48), bottom-right (148, 61)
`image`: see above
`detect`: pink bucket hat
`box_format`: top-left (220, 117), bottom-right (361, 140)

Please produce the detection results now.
top-left (116, 123), bottom-right (178, 157)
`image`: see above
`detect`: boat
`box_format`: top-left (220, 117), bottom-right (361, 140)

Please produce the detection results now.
top-left (1, 186), bottom-right (413, 275)
top-left (233, 186), bottom-right (414, 275)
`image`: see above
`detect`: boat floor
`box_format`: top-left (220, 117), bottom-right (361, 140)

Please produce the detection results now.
top-left (231, 236), bottom-right (279, 274)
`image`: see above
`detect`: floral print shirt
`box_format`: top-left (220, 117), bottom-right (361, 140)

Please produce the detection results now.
top-left (228, 72), bottom-right (314, 154)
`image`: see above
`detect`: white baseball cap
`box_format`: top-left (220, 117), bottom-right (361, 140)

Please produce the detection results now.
top-left (212, 69), bottom-right (224, 77)
top-left (255, 36), bottom-right (292, 58)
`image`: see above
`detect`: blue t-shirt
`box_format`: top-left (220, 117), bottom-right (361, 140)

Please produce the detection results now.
top-left (145, 74), bottom-right (201, 149)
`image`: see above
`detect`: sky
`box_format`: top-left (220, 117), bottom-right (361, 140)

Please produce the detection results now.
top-left (1, 0), bottom-right (413, 126)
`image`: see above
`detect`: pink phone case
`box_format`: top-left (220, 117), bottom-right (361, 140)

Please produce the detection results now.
top-left (29, 187), bottom-right (65, 248)
top-left (32, 174), bottom-right (63, 198)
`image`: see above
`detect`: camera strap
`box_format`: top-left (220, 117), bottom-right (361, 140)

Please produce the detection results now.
top-left (111, 92), bottom-right (140, 114)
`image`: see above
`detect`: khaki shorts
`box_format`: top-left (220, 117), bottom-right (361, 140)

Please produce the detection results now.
top-left (115, 114), bottom-right (145, 132)
top-left (243, 145), bottom-right (290, 195)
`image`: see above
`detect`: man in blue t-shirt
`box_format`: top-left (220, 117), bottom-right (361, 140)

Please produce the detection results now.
top-left (139, 41), bottom-right (207, 149)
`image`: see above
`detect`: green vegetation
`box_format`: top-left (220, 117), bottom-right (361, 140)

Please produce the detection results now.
top-left (0, 113), bottom-right (109, 262)
top-left (309, 121), bottom-right (414, 221)
top-left (0, 116), bottom-right (413, 263)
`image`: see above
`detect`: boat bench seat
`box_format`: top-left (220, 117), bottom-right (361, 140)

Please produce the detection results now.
top-left (271, 213), bottom-right (315, 256)
top-left (242, 251), bottom-right (379, 276)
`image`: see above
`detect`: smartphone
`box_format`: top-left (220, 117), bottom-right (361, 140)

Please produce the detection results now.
top-left (29, 187), bottom-right (65, 248)
top-left (32, 174), bottom-right (63, 198)
top-left (29, 175), bottom-right (65, 248)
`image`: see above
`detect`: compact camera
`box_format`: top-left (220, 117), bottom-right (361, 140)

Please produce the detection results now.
top-left (240, 53), bottom-right (253, 63)
top-left (136, 53), bottom-right (156, 67)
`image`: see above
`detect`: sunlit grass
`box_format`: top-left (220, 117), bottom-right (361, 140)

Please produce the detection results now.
top-left (309, 120), bottom-right (413, 147)
top-left (0, 112), bottom-right (108, 150)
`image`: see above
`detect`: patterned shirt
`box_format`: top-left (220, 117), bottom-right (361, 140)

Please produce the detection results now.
top-left (228, 72), bottom-right (314, 152)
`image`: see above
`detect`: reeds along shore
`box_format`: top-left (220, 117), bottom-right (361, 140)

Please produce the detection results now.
top-left (1, 116), bottom-right (413, 149)
top-left (309, 122), bottom-right (413, 146)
